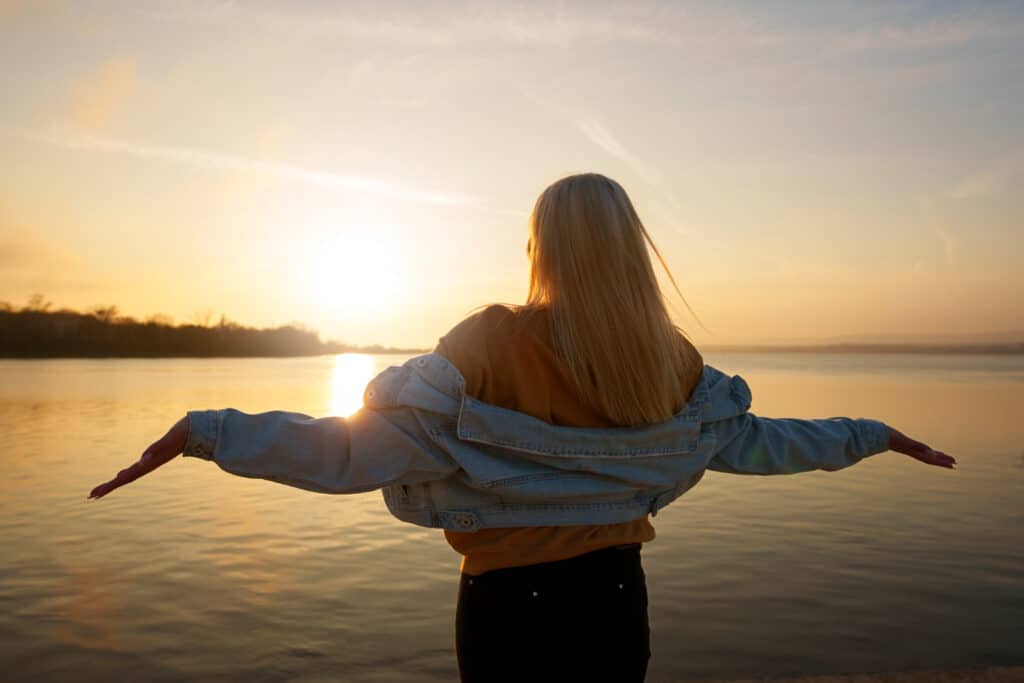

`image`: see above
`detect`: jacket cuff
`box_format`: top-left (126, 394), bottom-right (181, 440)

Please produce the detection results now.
top-left (183, 410), bottom-right (220, 461)
top-left (857, 419), bottom-right (890, 456)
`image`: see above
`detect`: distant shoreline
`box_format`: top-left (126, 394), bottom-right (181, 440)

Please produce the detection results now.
top-left (2, 343), bottom-right (1022, 360)
top-left (2, 303), bottom-right (1021, 359)
top-left (0, 304), bottom-right (430, 359)
top-left (702, 342), bottom-right (1024, 355)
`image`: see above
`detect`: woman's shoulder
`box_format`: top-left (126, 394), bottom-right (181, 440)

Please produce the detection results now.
top-left (436, 304), bottom-right (542, 352)
top-left (434, 304), bottom-right (545, 397)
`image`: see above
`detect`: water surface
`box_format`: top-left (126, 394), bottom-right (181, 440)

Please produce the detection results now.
top-left (0, 353), bottom-right (1021, 681)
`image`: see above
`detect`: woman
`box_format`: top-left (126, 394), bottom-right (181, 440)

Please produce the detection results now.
top-left (88, 173), bottom-right (956, 682)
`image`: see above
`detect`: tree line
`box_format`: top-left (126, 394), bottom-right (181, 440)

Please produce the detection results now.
top-left (0, 295), bottom-right (424, 358)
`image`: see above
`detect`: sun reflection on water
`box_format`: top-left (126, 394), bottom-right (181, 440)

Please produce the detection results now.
top-left (330, 353), bottom-right (377, 417)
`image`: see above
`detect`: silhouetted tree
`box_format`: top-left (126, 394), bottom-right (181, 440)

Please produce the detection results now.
top-left (192, 309), bottom-right (214, 327)
top-left (25, 293), bottom-right (52, 312)
top-left (145, 313), bottom-right (174, 326)
top-left (217, 314), bottom-right (241, 329)
top-left (89, 305), bottom-right (119, 323)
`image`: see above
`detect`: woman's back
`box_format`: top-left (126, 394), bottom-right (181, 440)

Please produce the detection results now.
top-left (435, 302), bottom-right (704, 575)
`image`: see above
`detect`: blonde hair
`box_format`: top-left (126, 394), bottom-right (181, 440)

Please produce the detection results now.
top-left (524, 173), bottom-right (696, 426)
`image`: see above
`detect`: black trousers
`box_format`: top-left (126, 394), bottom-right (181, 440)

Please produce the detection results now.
top-left (455, 544), bottom-right (650, 682)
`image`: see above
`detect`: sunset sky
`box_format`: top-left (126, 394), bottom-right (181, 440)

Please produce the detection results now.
top-left (2, 1), bottom-right (1022, 348)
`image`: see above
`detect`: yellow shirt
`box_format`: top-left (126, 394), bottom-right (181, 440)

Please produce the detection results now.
top-left (434, 304), bottom-right (704, 576)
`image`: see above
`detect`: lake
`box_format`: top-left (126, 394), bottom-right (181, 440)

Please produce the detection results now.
top-left (0, 352), bottom-right (1021, 682)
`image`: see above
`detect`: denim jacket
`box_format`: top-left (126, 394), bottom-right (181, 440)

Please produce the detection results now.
top-left (183, 353), bottom-right (890, 531)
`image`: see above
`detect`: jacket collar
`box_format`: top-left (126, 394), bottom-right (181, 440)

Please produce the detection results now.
top-left (365, 353), bottom-right (750, 445)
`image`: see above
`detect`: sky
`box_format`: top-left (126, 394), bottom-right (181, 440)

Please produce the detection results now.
top-left (1, 0), bottom-right (1022, 348)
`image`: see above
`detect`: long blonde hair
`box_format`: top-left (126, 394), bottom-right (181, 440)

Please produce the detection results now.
top-left (524, 173), bottom-right (696, 426)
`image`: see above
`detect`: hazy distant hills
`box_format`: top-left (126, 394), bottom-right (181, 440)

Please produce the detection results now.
top-left (700, 330), bottom-right (1024, 354)
top-left (703, 342), bottom-right (1023, 355)
top-left (815, 330), bottom-right (1024, 345)
top-left (1, 301), bottom-right (1020, 357)
top-left (704, 329), bottom-right (1024, 346)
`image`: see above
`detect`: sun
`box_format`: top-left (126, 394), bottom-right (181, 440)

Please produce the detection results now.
top-left (302, 230), bottom-right (404, 315)
top-left (330, 353), bottom-right (377, 416)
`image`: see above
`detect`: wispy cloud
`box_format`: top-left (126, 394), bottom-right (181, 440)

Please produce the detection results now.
top-left (573, 114), bottom-right (686, 231)
top-left (129, 1), bottom-right (1024, 55)
top-left (934, 226), bottom-right (956, 265)
top-left (0, 215), bottom-right (89, 297)
top-left (132, 1), bottom-right (686, 49)
top-left (838, 12), bottom-right (1024, 52)
top-left (912, 196), bottom-right (959, 267)
top-left (575, 116), bottom-right (666, 192)
top-left (2, 126), bottom-right (478, 207)
top-left (0, 232), bottom-right (80, 272)
top-left (949, 153), bottom-right (1023, 200)
top-left (504, 78), bottom-right (687, 227)
top-left (66, 57), bottom-right (137, 132)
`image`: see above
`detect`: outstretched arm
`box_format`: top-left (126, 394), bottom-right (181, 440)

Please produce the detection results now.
top-left (88, 407), bottom-right (458, 500)
top-left (707, 414), bottom-right (955, 475)
top-left (89, 415), bottom-right (189, 499)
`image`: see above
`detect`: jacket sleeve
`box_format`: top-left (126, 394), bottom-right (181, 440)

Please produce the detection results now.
top-left (706, 413), bottom-right (890, 475)
top-left (182, 406), bottom-right (458, 494)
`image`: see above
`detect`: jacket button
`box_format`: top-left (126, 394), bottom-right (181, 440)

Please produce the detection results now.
top-left (366, 389), bottom-right (376, 399)
top-left (458, 516), bottom-right (473, 527)
top-left (415, 358), bottom-right (427, 367)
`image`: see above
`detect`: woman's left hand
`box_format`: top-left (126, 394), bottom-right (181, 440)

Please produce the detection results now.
top-left (88, 415), bottom-right (190, 500)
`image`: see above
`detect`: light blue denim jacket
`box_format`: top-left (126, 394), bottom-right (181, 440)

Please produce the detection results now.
top-left (183, 353), bottom-right (890, 531)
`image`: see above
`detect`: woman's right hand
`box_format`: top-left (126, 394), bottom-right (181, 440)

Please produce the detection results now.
top-left (88, 415), bottom-right (189, 499)
top-left (887, 427), bottom-right (957, 469)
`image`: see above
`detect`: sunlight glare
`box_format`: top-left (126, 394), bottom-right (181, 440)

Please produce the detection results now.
top-left (302, 223), bottom-right (405, 315)
top-left (330, 353), bottom-right (377, 417)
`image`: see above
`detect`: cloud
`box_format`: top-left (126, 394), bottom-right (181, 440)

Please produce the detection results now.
top-left (510, 76), bottom-right (690, 231)
top-left (575, 116), bottom-right (664, 189)
top-left (134, 1), bottom-right (685, 48)
top-left (949, 153), bottom-right (1024, 200)
top-left (573, 114), bottom-right (686, 230)
top-left (934, 226), bottom-right (956, 265)
top-left (0, 232), bottom-right (79, 271)
top-left (66, 57), bottom-right (137, 131)
top-left (838, 13), bottom-right (1024, 52)
top-left (130, 1), bottom-right (1024, 57)
top-left (2, 126), bottom-right (479, 207)
top-left (0, 221), bottom-right (87, 298)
